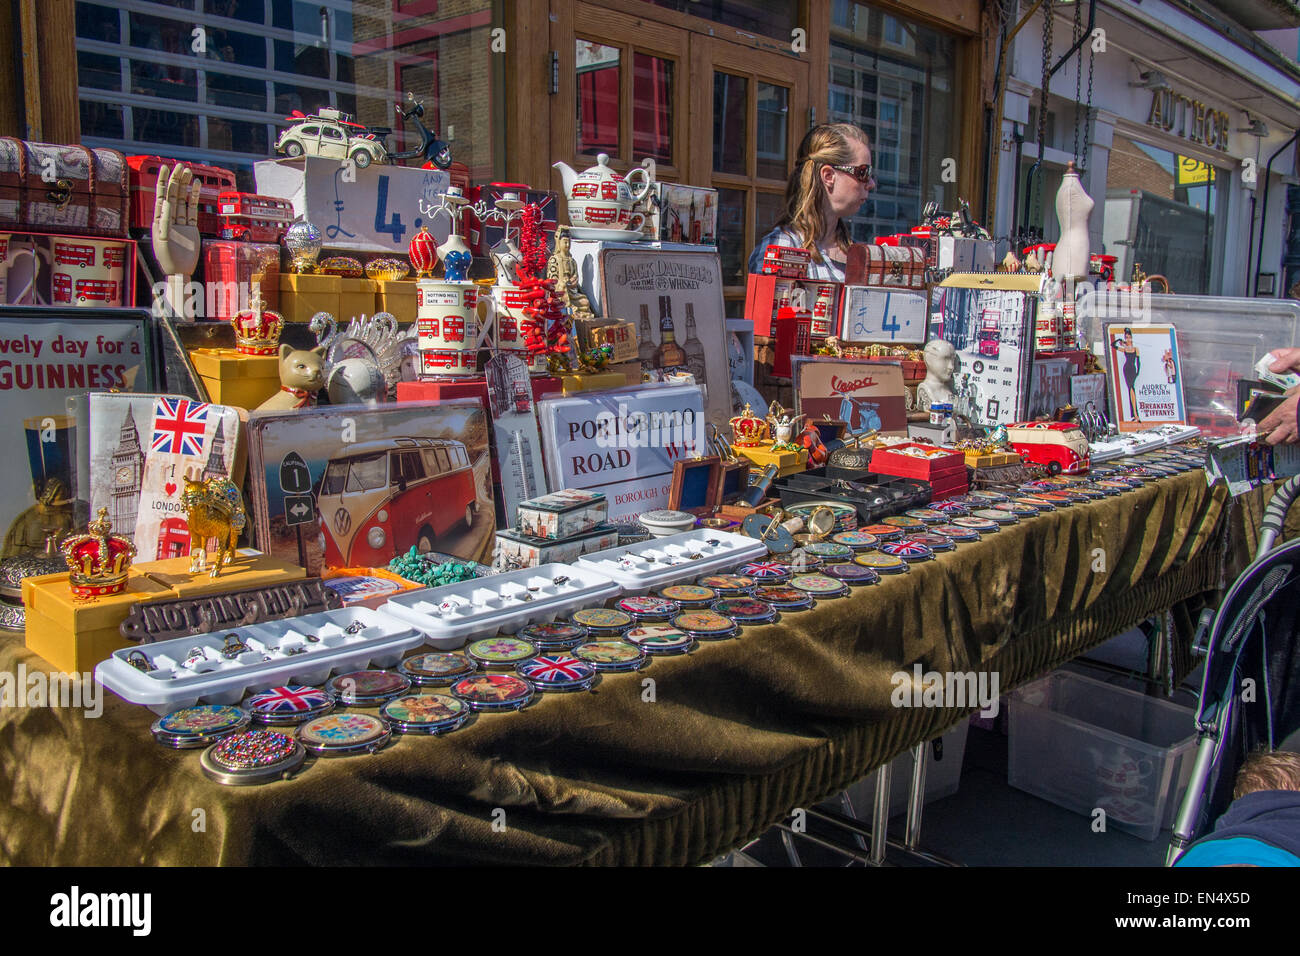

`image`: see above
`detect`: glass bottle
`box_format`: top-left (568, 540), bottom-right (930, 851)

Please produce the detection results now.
top-left (654, 295), bottom-right (686, 371)
top-left (683, 302), bottom-right (707, 381)
top-left (637, 304), bottom-right (657, 371)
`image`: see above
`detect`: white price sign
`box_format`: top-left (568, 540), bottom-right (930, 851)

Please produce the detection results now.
top-left (839, 286), bottom-right (929, 345)
top-left (254, 157), bottom-right (451, 253)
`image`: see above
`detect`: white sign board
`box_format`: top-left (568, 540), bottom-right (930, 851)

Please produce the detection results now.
top-left (537, 384), bottom-right (706, 523)
top-left (838, 286), bottom-right (929, 345)
top-left (254, 157), bottom-right (451, 254)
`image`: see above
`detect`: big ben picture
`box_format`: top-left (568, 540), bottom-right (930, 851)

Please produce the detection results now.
top-left (109, 409), bottom-right (144, 542)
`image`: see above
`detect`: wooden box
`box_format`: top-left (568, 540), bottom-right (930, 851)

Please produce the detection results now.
top-left (279, 273), bottom-right (340, 323)
top-left (139, 553), bottom-right (306, 600)
top-left (189, 348), bottom-right (280, 410)
top-left (340, 277), bottom-right (379, 321)
top-left (844, 244), bottom-right (927, 289)
top-left (22, 571), bottom-right (171, 673)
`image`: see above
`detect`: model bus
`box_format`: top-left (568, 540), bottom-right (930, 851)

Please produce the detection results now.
top-left (1005, 421), bottom-right (1091, 475)
top-left (760, 245), bottom-right (811, 278)
top-left (127, 155), bottom-right (237, 237)
top-left (217, 192), bottom-right (295, 243)
top-left (316, 436), bottom-right (479, 567)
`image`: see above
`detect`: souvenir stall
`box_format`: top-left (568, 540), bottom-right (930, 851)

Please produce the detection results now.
top-left (0, 118), bottom-right (1294, 866)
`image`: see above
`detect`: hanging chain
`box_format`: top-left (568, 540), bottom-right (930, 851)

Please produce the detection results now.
top-left (1081, 43), bottom-right (1096, 173)
top-left (1072, 0), bottom-right (1083, 164)
top-left (1038, 0), bottom-right (1053, 154)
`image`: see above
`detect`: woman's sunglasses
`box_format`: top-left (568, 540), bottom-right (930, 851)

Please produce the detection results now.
top-left (830, 164), bottom-right (875, 184)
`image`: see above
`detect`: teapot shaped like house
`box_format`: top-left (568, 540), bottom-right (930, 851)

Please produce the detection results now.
top-left (553, 153), bottom-right (654, 231)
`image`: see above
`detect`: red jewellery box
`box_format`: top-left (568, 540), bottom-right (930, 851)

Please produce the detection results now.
top-left (870, 443), bottom-right (966, 483)
top-left (843, 243), bottom-right (926, 290)
top-left (0, 139), bottom-right (129, 238)
top-left (127, 155), bottom-right (236, 238)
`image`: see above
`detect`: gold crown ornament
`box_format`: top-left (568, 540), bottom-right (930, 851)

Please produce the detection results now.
top-left (61, 508), bottom-right (136, 598)
top-left (729, 403), bottom-right (770, 448)
top-left (230, 288), bottom-right (284, 355)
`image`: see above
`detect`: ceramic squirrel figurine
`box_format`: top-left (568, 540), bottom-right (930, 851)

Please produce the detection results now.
top-left (256, 344), bottom-right (326, 411)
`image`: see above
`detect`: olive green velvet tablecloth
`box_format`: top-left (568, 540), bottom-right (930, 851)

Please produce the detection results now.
top-left (0, 471), bottom-right (1239, 866)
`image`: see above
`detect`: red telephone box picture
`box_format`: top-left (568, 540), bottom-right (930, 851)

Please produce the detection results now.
top-left (53, 274), bottom-right (73, 302)
top-left (156, 517), bottom-right (191, 559)
top-left (442, 317), bottom-right (466, 343)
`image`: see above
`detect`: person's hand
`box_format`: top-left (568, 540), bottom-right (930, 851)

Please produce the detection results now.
top-left (1259, 386), bottom-right (1300, 445)
top-left (151, 164), bottom-right (202, 279)
top-left (1268, 348), bottom-right (1300, 374)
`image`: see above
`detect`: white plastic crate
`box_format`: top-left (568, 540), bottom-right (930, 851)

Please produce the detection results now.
top-left (1008, 669), bottom-right (1197, 841)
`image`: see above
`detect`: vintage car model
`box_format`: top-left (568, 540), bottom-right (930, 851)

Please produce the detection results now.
top-left (1005, 421), bottom-right (1091, 475)
top-left (276, 108), bottom-right (389, 167)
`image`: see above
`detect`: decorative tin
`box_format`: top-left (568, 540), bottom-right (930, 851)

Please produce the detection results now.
top-left (802, 541), bottom-right (853, 560)
top-left (1070, 485), bottom-right (1108, 499)
top-left (904, 508), bottom-right (948, 524)
top-left (672, 610), bottom-right (739, 640)
top-left (853, 552), bottom-right (908, 574)
top-left (966, 490), bottom-right (1010, 503)
top-left (1013, 497), bottom-right (1054, 511)
top-left (950, 515), bottom-right (999, 533)
top-left (515, 488), bottom-right (609, 540)
top-left (615, 595), bottom-right (681, 622)
top-left (381, 694), bottom-right (470, 735)
top-left (696, 574), bottom-right (756, 596)
top-left (465, 636), bottom-right (540, 668)
top-left (1092, 479), bottom-right (1133, 494)
top-left (823, 563), bottom-right (880, 585)
top-left (789, 573), bottom-right (850, 597)
top-left (152, 704), bottom-right (250, 749)
top-left (657, 584), bottom-right (718, 608)
top-left (570, 607), bottom-right (634, 634)
top-left (516, 654), bottom-right (598, 692)
top-left (786, 551), bottom-right (825, 573)
top-left (931, 500), bottom-right (971, 515)
top-left (450, 673), bottom-right (535, 712)
top-left (786, 501), bottom-right (858, 531)
top-left (326, 670), bottom-right (412, 705)
top-left (200, 729), bottom-right (305, 785)
top-left (880, 515), bottom-right (926, 531)
top-left (879, 539), bottom-right (934, 562)
top-left (733, 561), bottom-right (792, 583)
top-left (620, 627), bottom-right (692, 656)
top-left (831, 530), bottom-right (878, 551)
top-left (971, 508), bottom-right (1018, 525)
top-left (518, 621), bottom-right (589, 650)
top-left (298, 713), bottom-right (392, 756)
top-left (244, 685), bottom-right (335, 725)
top-left (904, 532), bottom-right (956, 553)
top-left (398, 652), bottom-right (478, 686)
top-left (862, 524), bottom-right (903, 542)
top-left (573, 639), bottom-right (651, 669)
top-left (931, 523), bottom-right (981, 542)
top-left (711, 597), bottom-right (778, 625)
top-left (754, 585), bottom-right (815, 610)
top-left (992, 502), bottom-right (1039, 517)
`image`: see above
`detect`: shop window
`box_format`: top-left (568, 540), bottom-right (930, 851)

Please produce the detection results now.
top-left (78, 52), bottom-right (121, 92)
top-left (755, 190), bottom-right (785, 240)
top-left (633, 54), bottom-right (674, 165)
top-left (642, 0), bottom-right (797, 40)
top-left (577, 41), bottom-right (620, 155)
top-left (81, 101), bottom-right (124, 140)
top-left (76, 3), bottom-right (120, 43)
top-left (130, 60), bottom-right (199, 101)
top-left (209, 73), bottom-right (267, 111)
top-left (756, 83), bottom-right (789, 181)
top-left (1100, 133), bottom-right (1219, 295)
top-left (205, 0), bottom-right (264, 23)
top-left (717, 187), bottom-right (748, 286)
top-left (713, 73), bottom-right (748, 176)
top-left (274, 83), bottom-right (332, 117)
top-left (208, 118), bottom-right (269, 154)
top-left (132, 108), bottom-right (200, 149)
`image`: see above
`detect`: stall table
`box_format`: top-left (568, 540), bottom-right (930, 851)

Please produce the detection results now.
top-left (0, 471), bottom-right (1237, 865)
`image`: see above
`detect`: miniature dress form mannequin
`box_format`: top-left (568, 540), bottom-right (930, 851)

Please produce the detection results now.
top-left (915, 339), bottom-right (957, 408)
top-left (1053, 161), bottom-right (1094, 281)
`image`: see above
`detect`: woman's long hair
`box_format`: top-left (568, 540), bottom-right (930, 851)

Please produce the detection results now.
top-left (776, 123), bottom-right (871, 264)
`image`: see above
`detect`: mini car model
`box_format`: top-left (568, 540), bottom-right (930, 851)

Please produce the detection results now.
top-left (276, 108), bottom-right (388, 167)
top-left (1005, 421), bottom-right (1090, 475)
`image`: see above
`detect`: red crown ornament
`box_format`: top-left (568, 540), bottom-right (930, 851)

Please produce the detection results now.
top-left (729, 403), bottom-right (770, 448)
top-left (409, 227), bottom-right (439, 278)
top-left (230, 288), bottom-right (284, 355)
top-left (61, 508), bottom-right (136, 598)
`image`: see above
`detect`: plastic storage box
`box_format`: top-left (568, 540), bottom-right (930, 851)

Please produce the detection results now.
top-left (1008, 669), bottom-right (1197, 841)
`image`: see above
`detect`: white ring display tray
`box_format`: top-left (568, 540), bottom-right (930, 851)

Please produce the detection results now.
top-left (96, 607), bottom-right (424, 715)
top-left (574, 530), bottom-right (768, 595)
top-left (380, 563), bottom-right (621, 648)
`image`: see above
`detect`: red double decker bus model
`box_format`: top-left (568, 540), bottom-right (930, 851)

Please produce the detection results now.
top-left (760, 245), bottom-right (811, 278)
top-left (52, 274), bottom-right (72, 303)
top-left (75, 279), bottom-right (119, 302)
top-left (127, 156), bottom-right (237, 237)
top-left (54, 242), bottom-right (95, 268)
top-left (217, 192), bottom-right (294, 243)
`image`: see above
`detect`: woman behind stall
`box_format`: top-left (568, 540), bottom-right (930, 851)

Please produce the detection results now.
top-left (747, 124), bottom-right (876, 283)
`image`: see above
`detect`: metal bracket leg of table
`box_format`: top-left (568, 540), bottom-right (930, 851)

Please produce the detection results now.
top-left (904, 742), bottom-right (927, 849)
top-left (871, 762), bottom-right (891, 864)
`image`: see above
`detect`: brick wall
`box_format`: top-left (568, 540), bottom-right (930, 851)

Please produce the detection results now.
top-left (1106, 133), bottom-right (1174, 200)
